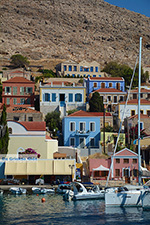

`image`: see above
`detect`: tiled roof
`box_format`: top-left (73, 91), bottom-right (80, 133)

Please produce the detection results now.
top-left (120, 99), bottom-right (150, 105)
top-left (93, 88), bottom-right (125, 93)
top-left (5, 106), bottom-right (41, 114)
top-left (68, 110), bottom-right (112, 117)
top-left (86, 77), bottom-right (124, 81)
top-left (129, 114), bottom-right (150, 119)
top-left (3, 76), bottom-right (34, 83)
top-left (130, 88), bottom-right (150, 93)
top-left (18, 121), bottom-right (46, 131)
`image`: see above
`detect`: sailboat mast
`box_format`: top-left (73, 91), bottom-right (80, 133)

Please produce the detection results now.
top-left (138, 37), bottom-right (142, 184)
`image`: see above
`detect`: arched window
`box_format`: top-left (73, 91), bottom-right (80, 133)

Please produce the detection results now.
top-left (8, 127), bottom-right (12, 134)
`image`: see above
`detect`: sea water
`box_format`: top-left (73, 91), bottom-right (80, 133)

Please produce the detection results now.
top-left (0, 194), bottom-right (150, 225)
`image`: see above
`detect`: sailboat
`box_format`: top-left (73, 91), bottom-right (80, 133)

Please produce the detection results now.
top-left (105, 37), bottom-right (150, 207)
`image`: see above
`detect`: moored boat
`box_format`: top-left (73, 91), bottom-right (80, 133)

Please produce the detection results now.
top-left (9, 187), bottom-right (26, 195)
top-left (32, 187), bottom-right (55, 194)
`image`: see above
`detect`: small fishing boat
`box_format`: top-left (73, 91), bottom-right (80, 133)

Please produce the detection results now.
top-left (32, 187), bottom-right (55, 194)
top-left (9, 187), bottom-right (27, 195)
top-left (63, 182), bottom-right (105, 201)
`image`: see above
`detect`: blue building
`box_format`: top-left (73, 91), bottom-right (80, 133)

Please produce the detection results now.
top-left (63, 110), bottom-right (101, 149)
top-left (84, 77), bottom-right (125, 97)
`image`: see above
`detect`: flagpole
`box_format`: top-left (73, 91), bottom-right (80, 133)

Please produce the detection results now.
top-left (138, 37), bottom-right (142, 185)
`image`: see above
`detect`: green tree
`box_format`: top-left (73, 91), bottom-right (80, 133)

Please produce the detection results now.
top-left (89, 92), bottom-right (104, 112)
top-left (0, 104), bottom-right (9, 154)
top-left (10, 54), bottom-right (29, 68)
top-left (102, 61), bottom-right (148, 88)
top-left (45, 111), bottom-right (61, 136)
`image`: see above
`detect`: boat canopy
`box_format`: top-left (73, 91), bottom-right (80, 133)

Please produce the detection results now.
top-left (92, 165), bottom-right (109, 171)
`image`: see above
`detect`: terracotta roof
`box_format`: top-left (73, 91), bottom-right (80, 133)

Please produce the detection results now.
top-left (120, 99), bottom-right (150, 105)
top-left (68, 110), bottom-right (112, 117)
top-left (17, 121), bottom-right (46, 131)
top-left (5, 106), bottom-right (41, 114)
top-left (129, 114), bottom-right (150, 119)
top-left (3, 76), bottom-right (34, 84)
top-left (94, 88), bottom-right (126, 93)
top-left (86, 77), bottom-right (124, 81)
top-left (130, 88), bottom-right (150, 93)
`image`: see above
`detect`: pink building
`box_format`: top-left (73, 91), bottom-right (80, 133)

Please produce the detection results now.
top-left (2, 77), bottom-right (35, 107)
top-left (89, 148), bottom-right (139, 183)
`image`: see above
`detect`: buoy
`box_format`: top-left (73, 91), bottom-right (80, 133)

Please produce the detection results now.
top-left (36, 194), bottom-right (39, 196)
top-left (41, 197), bottom-right (46, 203)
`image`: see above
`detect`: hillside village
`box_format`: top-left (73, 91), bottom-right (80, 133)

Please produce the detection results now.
top-left (0, 57), bottom-right (150, 186)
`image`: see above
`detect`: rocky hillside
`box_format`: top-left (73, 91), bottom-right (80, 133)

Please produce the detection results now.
top-left (0, 0), bottom-right (150, 68)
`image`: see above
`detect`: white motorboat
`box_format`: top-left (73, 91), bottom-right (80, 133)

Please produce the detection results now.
top-left (9, 187), bottom-right (27, 195)
top-left (32, 187), bottom-right (55, 194)
top-left (63, 182), bottom-right (105, 201)
top-left (56, 184), bottom-right (71, 194)
top-left (0, 189), bottom-right (3, 195)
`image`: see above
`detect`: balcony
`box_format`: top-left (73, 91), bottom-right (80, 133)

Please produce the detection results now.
top-left (75, 130), bottom-right (90, 136)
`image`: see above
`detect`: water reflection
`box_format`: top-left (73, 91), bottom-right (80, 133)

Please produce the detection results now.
top-left (0, 194), bottom-right (150, 225)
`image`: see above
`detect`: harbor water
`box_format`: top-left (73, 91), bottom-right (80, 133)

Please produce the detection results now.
top-left (0, 194), bottom-right (150, 225)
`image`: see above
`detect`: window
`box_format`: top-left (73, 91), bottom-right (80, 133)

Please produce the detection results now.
top-left (74, 66), bottom-right (77, 71)
top-left (119, 96), bottom-right (124, 102)
top-left (5, 86), bottom-right (11, 94)
top-left (133, 159), bottom-right (137, 164)
top-left (133, 169), bottom-right (138, 177)
top-left (79, 137), bottom-right (85, 148)
top-left (28, 117), bottom-right (33, 121)
top-left (69, 93), bottom-right (73, 102)
top-left (44, 93), bottom-right (50, 102)
top-left (147, 94), bottom-right (150, 99)
top-left (140, 93), bottom-right (143, 98)
top-left (140, 110), bottom-right (143, 114)
top-left (80, 66), bottom-right (83, 72)
top-left (93, 75), bottom-right (96, 77)
top-left (8, 128), bottom-right (12, 134)
top-left (70, 122), bottom-right (75, 131)
top-left (131, 110), bottom-right (135, 116)
top-left (52, 93), bottom-right (56, 102)
top-left (70, 138), bottom-right (75, 147)
top-left (115, 169), bottom-right (120, 177)
top-left (6, 98), bottom-right (10, 105)
top-left (140, 122), bottom-right (144, 130)
top-left (116, 159), bottom-right (120, 164)
top-left (90, 67), bottom-right (93, 72)
top-left (147, 110), bottom-right (150, 116)
top-left (114, 96), bottom-right (117, 103)
top-left (13, 98), bottom-right (17, 105)
top-left (20, 87), bottom-right (25, 95)
top-left (84, 67), bottom-right (89, 72)
top-left (13, 87), bottom-right (17, 95)
top-left (20, 98), bottom-right (25, 104)
top-left (64, 65), bottom-right (67, 71)
top-left (108, 96), bottom-right (111, 101)
top-left (26, 98), bottom-right (31, 104)
top-left (95, 67), bottom-right (98, 72)
top-left (133, 94), bottom-right (137, 99)
top-left (101, 82), bottom-right (105, 88)
top-left (90, 122), bottom-right (95, 131)
top-left (116, 83), bottom-right (120, 90)
top-left (90, 138), bottom-right (95, 147)
top-left (13, 116), bottom-right (19, 121)
top-left (69, 65), bottom-right (72, 71)
top-left (93, 82), bottom-right (97, 88)
top-left (109, 83), bottom-right (112, 88)
top-left (79, 122), bottom-right (85, 131)
top-left (75, 93), bottom-right (82, 102)
top-left (123, 159), bottom-right (129, 164)
top-left (26, 87), bottom-right (33, 94)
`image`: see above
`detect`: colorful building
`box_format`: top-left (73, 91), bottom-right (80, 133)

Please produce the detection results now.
top-left (2, 77), bottom-right (35, 108)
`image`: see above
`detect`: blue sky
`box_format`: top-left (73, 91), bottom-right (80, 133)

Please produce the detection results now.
top-left (104, 0), bottom-right (150, 17)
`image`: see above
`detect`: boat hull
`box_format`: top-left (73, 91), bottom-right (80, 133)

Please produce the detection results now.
top-left (105, 190), bottom-right (143, 207)
top-left (142, 191), bottom-right (150, 209)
